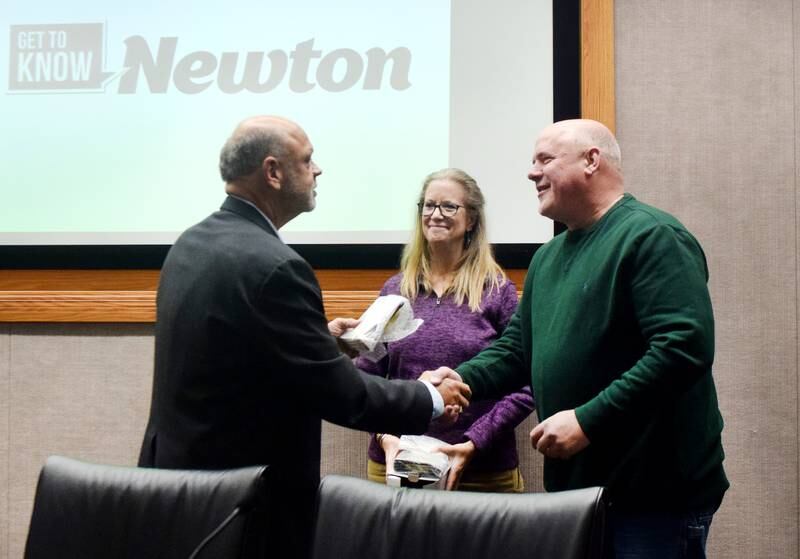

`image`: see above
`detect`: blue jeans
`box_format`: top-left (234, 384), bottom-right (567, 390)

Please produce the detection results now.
top-left (605, 503), bottom-right (718, 559)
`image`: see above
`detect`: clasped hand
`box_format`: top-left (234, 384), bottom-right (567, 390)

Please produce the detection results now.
top-left (418, 367), bottom-right (471, 424)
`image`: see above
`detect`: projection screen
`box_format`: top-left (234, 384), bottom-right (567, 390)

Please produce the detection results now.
top-left (0, 1), bottom-right (569, 267)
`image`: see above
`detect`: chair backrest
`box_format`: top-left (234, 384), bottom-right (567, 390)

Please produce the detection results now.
top-left (312, 475), bottom-right (606, 559)
top-left (24, 455), bottom-right (269, 559)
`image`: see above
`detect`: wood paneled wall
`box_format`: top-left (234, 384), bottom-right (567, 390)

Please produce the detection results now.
top-left (0, 269), bottom-right (528, 322)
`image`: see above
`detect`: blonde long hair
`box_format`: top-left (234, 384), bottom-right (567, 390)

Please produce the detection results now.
top-left (399, 168), bottom-right (506, 312)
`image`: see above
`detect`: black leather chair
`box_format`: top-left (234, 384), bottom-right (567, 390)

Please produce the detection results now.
top-left (24, 455), bottom-right (269, 559)
top-left (312, 475), bottom-right (606, 559)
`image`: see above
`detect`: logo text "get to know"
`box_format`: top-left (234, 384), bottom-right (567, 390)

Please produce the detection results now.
top-left (9, 23), bottom-right (414, 94)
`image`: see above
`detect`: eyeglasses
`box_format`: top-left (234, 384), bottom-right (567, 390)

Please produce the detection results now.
top-left (418, 202), bottom-right (463, 217)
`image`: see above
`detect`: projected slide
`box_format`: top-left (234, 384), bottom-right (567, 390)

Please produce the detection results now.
top-left (1, 1), bottom-right (553, 246)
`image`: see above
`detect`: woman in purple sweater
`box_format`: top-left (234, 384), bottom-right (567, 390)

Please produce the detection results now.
top-left (357, 168), bottom-right (534, 492)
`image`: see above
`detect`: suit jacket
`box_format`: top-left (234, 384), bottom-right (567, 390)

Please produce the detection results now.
top-left (139, 196), bottom-right (432, 558)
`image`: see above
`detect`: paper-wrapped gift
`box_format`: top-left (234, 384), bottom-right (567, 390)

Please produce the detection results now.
top-left (387, 435), bottom-right (451, 489)
top-left (339, 294), bottom-right (423, 361)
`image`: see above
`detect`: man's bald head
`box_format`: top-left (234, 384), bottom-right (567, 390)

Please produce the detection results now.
top-left (543, 119), bottom-right (622, 172)
top-left (219, 116), bottom-right (306, 183)
top-left (219, 115), bottom-right (321, 229)
top-left (528, 119), bottom-right (624, 230)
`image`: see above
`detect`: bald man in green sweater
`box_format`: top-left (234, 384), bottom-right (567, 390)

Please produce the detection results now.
top-left (429, 120), bottom-right (728, 559)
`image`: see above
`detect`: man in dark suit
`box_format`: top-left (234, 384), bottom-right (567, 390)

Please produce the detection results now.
top-left (138, 115), bottom-right (471, 558)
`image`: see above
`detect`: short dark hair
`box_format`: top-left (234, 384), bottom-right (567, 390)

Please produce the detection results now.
top-left (218, 128), bottom-right (286, 182)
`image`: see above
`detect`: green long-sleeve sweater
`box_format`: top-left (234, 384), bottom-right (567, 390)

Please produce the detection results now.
top-left (458, 194), bottom-right (728, 510)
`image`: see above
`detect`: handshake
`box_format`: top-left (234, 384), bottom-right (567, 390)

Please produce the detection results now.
top-left (327, 318), bottom-right (471, 422)
top-left (418, 367), bottom-right (471, 423)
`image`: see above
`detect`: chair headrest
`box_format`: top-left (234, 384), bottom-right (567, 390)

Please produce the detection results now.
top-left (24, 455), bottom-right (270, 559)
top-left (313, 475), bottom-right (606, 559)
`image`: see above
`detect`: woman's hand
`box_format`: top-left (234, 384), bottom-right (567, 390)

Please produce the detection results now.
top-left (436, 440), bottom-right (476, 490)
top-left (378, 434), bottom-right (402, 475)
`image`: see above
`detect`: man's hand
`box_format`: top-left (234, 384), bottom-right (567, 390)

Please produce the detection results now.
top-left (433, 404), bottom-right (461, 427)
top-left (435, 377), bottom-right (471, 410)
top-left (327, 317), bottom-right (359, 337)
top-left (530, 409), bottom-right (589, 460)
top-left (419, 366), bottom-right (462, 386)
top-left (435, 440), bottom-right (476, 490)
top-left (327, 317), bottom-right (360, 357)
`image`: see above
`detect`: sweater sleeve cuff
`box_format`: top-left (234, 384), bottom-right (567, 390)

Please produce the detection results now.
top-left (462, 426), bottom-right (490, 452)
top-left (574, 399), bottom-right (608, 443)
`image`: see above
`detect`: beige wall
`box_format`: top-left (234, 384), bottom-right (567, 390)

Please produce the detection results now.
top-left (0, 326), bottom-right (9, 559)
top-left (616, 0), bottom-right (799, 556)
top-left (0, 325), bottom-right (155, 558)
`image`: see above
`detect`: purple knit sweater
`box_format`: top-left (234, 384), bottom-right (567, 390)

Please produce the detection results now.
top-left (356, 274), bottom-right (535, 472)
